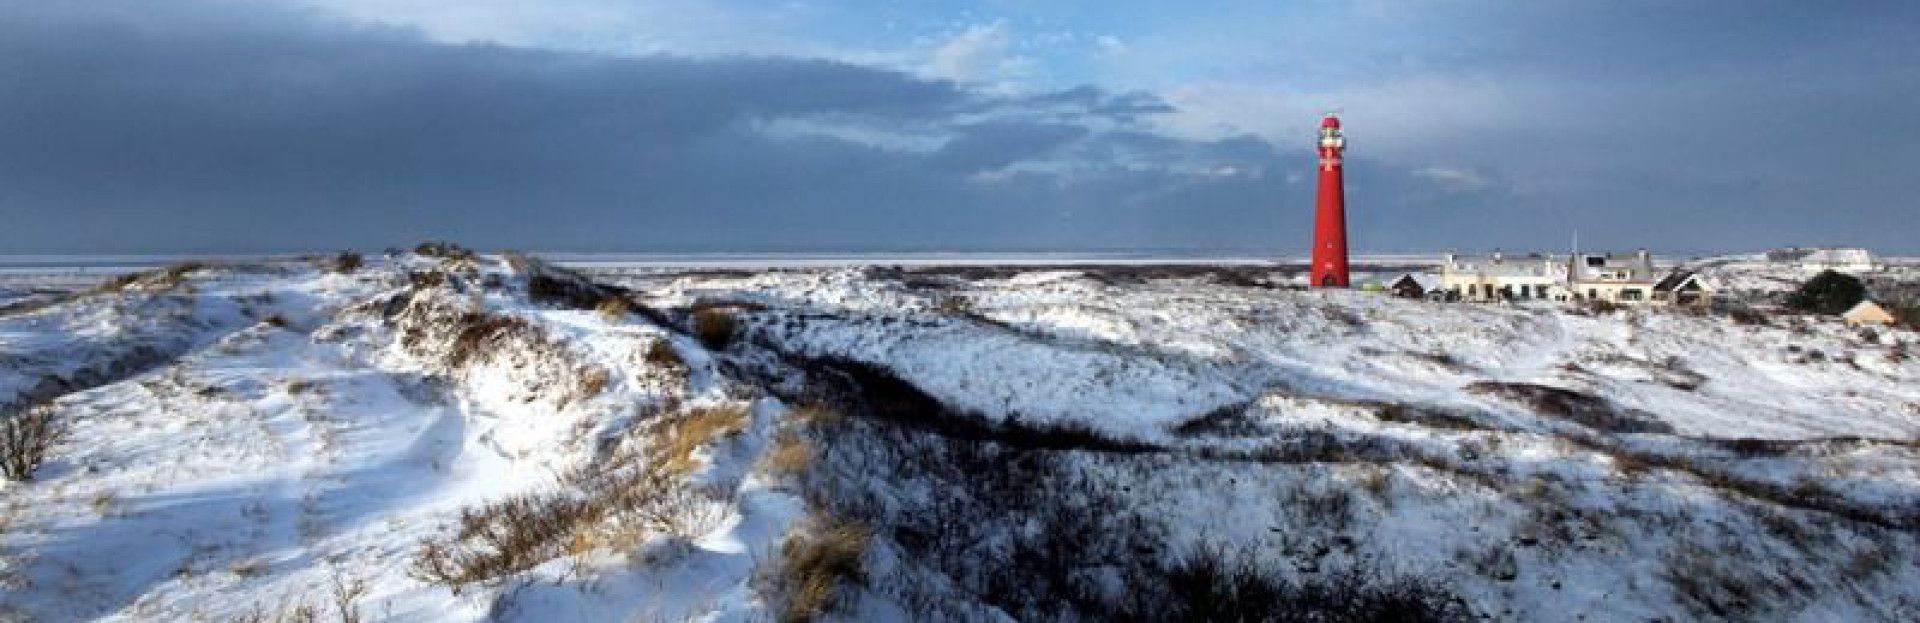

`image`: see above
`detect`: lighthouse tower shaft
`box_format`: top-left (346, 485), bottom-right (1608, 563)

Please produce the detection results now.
top-left (1310, 115), bottom-right (1350, 288)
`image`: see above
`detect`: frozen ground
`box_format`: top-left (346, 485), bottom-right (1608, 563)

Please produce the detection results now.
top-left (1, 249), bottom-right (1917, 621)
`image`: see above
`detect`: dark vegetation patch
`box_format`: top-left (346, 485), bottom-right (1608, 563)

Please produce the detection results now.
top-left (0, 344), bottom-right (177, 416)
top-left (1172, 401), bottom-right (1267, 437)
top-left (708, 337), bottom-right (1478, 619)
top-left (1099, 545), bottom-right (1469, 622)
top-left (1466, 381), bottom-right (1674, 434)
top-left (413, 241), bottom-right (477, 261)
top-left (1786, 270), bottom-right (1865, 316)
top-left (784, 390), bottom-right (1467, 621)
top-left (1372, 401), bottom-right (1493, 431)
top-left (693, 307), bottom-right (740, 350)
top-left (787, 355), bottom-right (1160, 454)
top-left (1409, 351), bottom-right (1470, 371)
top-left (326, 251), bottom-right (363, 274)
top-left (1703, 436), bottom-right (1920, 459)
top-left (504, 252), bottom-right (623, 311)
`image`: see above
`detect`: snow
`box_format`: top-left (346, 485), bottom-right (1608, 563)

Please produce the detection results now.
top-left (2, 254), bottom-right (1917, 621)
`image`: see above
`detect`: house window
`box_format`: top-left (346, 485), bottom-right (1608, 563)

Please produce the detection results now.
top-left (1588, 288), bottom-right (1598, 299)
top-left (1622, 289), bottom-right (1643, 301)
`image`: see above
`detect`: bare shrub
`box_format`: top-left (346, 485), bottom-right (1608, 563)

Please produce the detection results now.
top-left (410, 492), bottom-right (590, 589)
top-left (1842, 542), bottom-right (1897, 581)
top-left (0, 405), bottom-right (61, 481)
top-left (644, 338), bottom-right (684, 370)
top-left (693, 308), bottom-right (739, 350)
top-left (1373, 402), bottom-right (1488, 431)
top-left (772, 515), bottom-right (869, 623)
top-left (328, 251), bottom-right (363, 274)
top-left (1173, 402), bottom-right (1264, 437)
top-left (1726, 305), bottom-right (1768, 326)
top-left (90, 490), bottom-right (120, 517)
top-left (1464, 545), bottom-right (1518, 582)
top-left (98, 261), bottom-right (205, 294)
top-left (1660, 543), bottom-right (1784, 619)
top-left (329, 573), bottom-right (369, 623)
top-left (447, 314), bottom-right (536, 368)
top-left (595, 296), bottom-right (633, 321)
top-left (934, 294), bottom-right (974, 316)
top-left (413, 241), bottom-right (475, 261)
top-left (412, 403), bottom-right (753, 589)
top-left (505, 252), bottom-right (625, 311)
top-left (575, 367), bottom-right (611, 400)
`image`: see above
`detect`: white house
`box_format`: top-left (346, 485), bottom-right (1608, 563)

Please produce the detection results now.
top-left (1567, 250), bottom-right (1663, 304)
top-left (1799, 248), bottom-right (1881, 273)
top-left (1440, 252), bottom-right (1570, 302)
top-left (1437, 249), bottom-right (1711, 307)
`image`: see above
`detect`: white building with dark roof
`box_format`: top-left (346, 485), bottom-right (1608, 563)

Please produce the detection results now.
top-left (1437, 249), bottom-right (1711, 307)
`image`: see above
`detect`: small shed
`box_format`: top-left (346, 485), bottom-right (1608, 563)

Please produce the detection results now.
top-left (1387, 273), bottom-right (1440, 299)
top-left (1842, 300), bottom-right (1896, 326)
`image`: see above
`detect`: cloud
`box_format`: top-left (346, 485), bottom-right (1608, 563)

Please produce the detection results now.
top-left (0, 1), bottom-right (1306, 254)
top-left (929, 20), bottom-right (1030, 86)
top-left (1413, 166), bottom-right (1495, 193)
top-left (7, 1), bottom-right (1917, 255)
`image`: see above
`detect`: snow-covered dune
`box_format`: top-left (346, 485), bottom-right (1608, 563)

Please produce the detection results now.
top-left (1, 254), bottom-right (1916, 621)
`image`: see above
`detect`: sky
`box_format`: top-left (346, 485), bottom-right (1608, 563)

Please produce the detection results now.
top-left (2, 0), bottom-right (1916, 255)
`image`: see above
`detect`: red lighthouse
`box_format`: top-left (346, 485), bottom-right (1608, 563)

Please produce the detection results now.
top-left (1310, 113), bottom-right (1349, 288)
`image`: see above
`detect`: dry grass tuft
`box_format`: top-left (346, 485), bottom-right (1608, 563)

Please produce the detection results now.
top-left (90, 490), bottom-right (120, 517)
top-left (447, 313), bottom-right (537, 368)
top-left (653, 404), bottom-right (751, 477)
top-left (644, 338), bottom-right (685, 370)
top-left (410, 493), bottom-right (591, 588)
top-left (787, 404), bottom-right (843, 428)
top-left (328, 251), bottom-right (363, 274)
top-left (576, 367), bottom-right (611, 399)
top-left (761, 432), bottom-right (814, 478)
top-left (99, 262), bottom-right (205, 294)
top-left (412, 403), bottom-right (751, 589)
top-left (596, 296), bottom-right (634, 321)
top-left (772, 514), bottom-right (869, 623)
